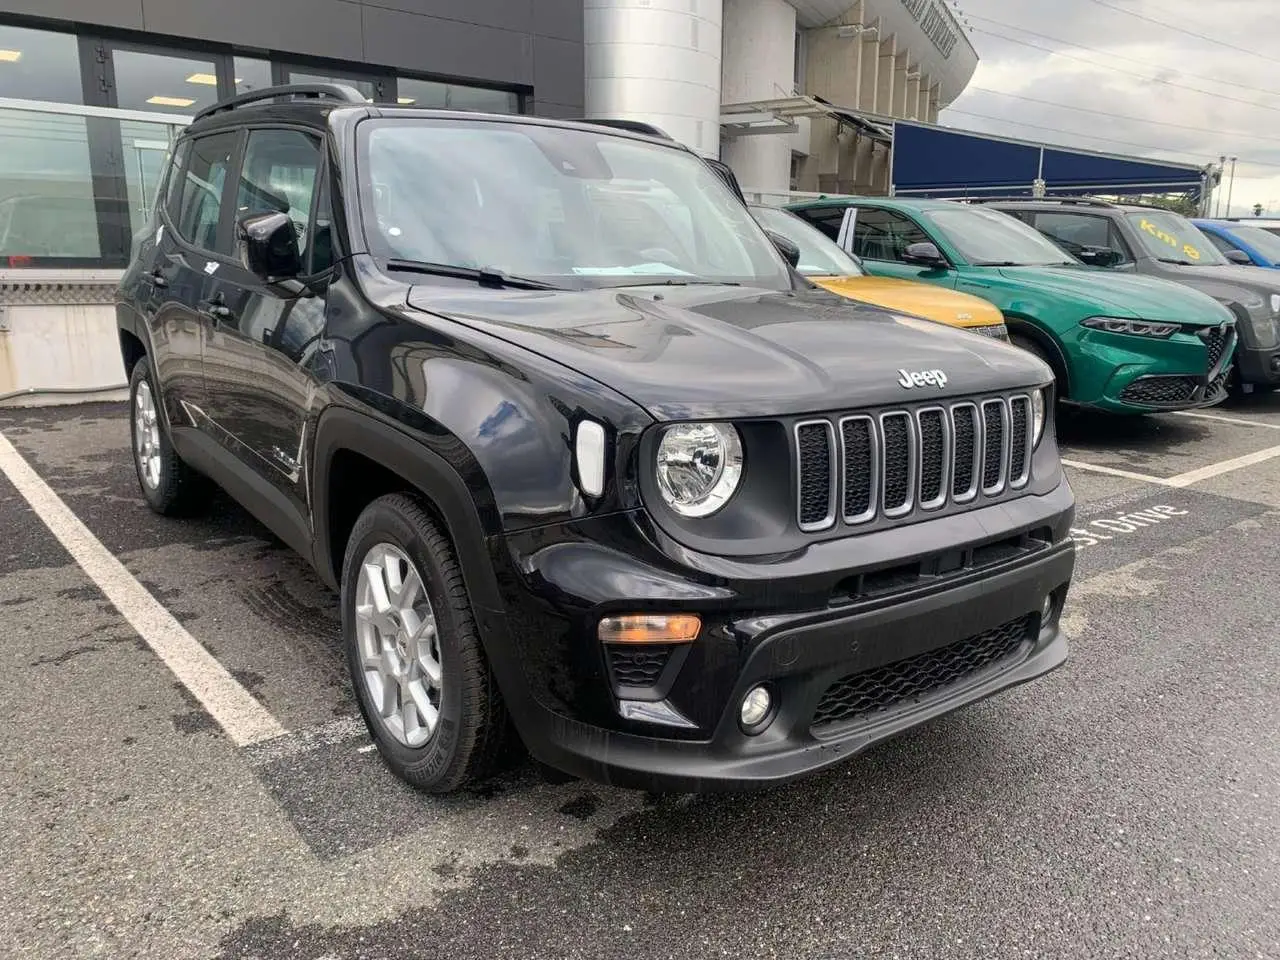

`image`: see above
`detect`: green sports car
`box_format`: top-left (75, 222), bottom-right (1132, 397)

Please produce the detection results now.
top-left (786, 197), bottom-right (1238, 414)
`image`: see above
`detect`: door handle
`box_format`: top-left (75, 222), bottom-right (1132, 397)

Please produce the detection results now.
top-left (200, 293), bottom-right (235, 323)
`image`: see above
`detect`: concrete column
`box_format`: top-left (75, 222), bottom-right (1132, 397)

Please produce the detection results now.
top-left (904, 71), bottom-right (921, 121)
top-left (720, 0), bottom-right (796, 193)
top-left (875, 35), bottom-right (895, 116)
top-left (584, 0), bottom-right (724, 157)
top-left (891, 50), bottom-right (909, 118)
top-left (803, 16), bottom-right (863, 192)
top-left (857, 22), bottom-right (879, 112)
top-left (926, 83), bottom-right (941, 123)
top-left (915, 75), bottom-right (931, 123)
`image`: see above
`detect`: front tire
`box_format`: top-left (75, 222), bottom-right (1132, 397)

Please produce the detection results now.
top-left (128, 356), bottom-right (207, 516)
top-left (341, 493), bottom-right (510, 793)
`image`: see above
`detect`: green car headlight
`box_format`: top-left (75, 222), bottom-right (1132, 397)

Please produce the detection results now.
top-left (1080, 316), bottom-right (1179, 339)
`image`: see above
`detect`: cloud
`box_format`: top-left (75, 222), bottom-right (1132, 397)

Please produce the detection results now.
top-left (939, 0), bottom-right (1280, 215)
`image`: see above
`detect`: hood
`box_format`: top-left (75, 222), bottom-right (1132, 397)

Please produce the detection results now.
top-left (809, 275), bottom-right (1005, 329)
top-left (1152, 261), bottom-right (1276, 310)
top-left (996, 265), bottom-right (1235, 324)
top-left (406, 284), bottom-right (1050, 421)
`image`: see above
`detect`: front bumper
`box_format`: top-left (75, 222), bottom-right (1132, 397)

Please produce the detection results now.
top-left (1073, 325), bottom-right (1236, 413)
top-left (493, 483), bottom-right (1077, 792)
top-left (1234, 342), bottom-right (1280, 388)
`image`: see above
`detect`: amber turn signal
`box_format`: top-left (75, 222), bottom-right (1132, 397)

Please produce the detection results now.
top-left (598, 614), bottom-right (701, 644)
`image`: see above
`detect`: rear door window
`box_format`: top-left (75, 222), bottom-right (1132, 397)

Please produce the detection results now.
top-left (851, 208), bottom-right (927, 263)
top-left (173, 131), bottom-right (239, 255)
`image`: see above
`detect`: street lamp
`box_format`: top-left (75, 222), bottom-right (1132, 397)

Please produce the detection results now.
top-left (1225, 157), bottom-right (1239, 218)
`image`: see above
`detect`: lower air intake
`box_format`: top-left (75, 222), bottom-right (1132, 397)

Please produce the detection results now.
top-left (810, 613), bottom-right (1035, 730)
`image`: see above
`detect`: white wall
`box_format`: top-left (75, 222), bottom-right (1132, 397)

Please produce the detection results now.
top-left (720, 0), bottom-right (797, 193)
top-left (584, 0), bottom-right (725, 157)
top-left (0, 271), bottom-right (127, 406)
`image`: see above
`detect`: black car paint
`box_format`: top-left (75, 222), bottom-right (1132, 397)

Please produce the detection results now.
top-left (116, 100), bottom-right (1076, 790)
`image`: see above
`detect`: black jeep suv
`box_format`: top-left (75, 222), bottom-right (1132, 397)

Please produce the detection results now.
top-left (116, 84), bottom-right (1077, 793)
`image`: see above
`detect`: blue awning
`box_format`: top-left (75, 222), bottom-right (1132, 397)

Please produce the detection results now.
top-left (890, 120), bottom-right (1206, 199)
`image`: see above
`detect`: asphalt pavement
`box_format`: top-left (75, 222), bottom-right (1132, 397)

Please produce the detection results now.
top-left (1, 396), bottom-right (1278, 960)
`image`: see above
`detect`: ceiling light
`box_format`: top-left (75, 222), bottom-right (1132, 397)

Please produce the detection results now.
top-left (147, 95), bottom-right (196, 107)
top-left (398, 97), bottom-right (415, 104)
top-left (0, 49), bottom-right (22, 63)
top-left (185, 72), bottom-right (217, 85)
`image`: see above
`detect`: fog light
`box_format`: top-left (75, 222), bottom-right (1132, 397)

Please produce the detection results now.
top-left (740, 685), bottom-right (773, 732)
top-left (1041, 595), bottom-right (1055, 623)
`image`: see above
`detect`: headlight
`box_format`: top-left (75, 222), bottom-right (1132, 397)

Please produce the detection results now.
top-left (1031, 387), bottom-right (1046, 448)
top-left (1080, 316), bottom-right (1178, 338)
top-left (655, 423), bottom-right (743, 518)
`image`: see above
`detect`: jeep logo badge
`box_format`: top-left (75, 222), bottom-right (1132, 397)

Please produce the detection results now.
top-left (897, 368), bottom-right (948, 389)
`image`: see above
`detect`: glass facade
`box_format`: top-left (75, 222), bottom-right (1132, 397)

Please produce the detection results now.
top-left (0, 19), bottom-right (527, 268)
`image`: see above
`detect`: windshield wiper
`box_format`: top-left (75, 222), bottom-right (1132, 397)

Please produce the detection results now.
top-left (384, 259), bottom-right (562, 290)
top-left (1155, 257), bottom-right (1197, 266)
top-left (608, 278), bottom-right (743, 288)
top-left (973, 261), bottom-right (1022, 267)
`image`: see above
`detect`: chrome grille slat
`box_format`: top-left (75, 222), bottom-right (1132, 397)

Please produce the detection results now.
top-left (916, 407), bottom-right (949, 510)
top-left (794, 394), bottom-right (1032, 532)
top-left (1008, 395), bottom-right (1031, 489)
top-left (839, 415), bottom-right (877, 524)
top-left (950, 403), bottom-right (980, 504)
top-left (981, 399), bottom-right (1008, 496)
top-left (880, 412), bottom-right (916, 518)
top-left (795, 420), bottom-right (837, 531)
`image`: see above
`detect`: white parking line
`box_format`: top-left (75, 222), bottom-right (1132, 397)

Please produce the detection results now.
top-left (1173, 410), bottom-right (1280, 431)
top-left (1163, 443), bottom-right (1280, 487)
top-left (0, 433), bottom-right (287, 747)
top-left (1060, 458), bottom-right (1166, 484)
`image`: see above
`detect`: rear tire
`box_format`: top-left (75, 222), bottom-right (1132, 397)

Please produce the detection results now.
top-left (128, 356), bottom-right (208, 516)
top-left (342, 493), bottom-right (510, 793)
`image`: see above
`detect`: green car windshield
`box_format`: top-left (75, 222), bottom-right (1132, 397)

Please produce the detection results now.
top-left (924, 206), bottom-right (1078, 267)
top-left (751, 205), bottom-right (865, 278)
top-left (1127, 211), bottom-right (1228, 266)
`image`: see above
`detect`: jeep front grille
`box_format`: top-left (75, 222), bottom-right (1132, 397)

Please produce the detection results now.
top-left (795, 394), bottom-right (1033, 532)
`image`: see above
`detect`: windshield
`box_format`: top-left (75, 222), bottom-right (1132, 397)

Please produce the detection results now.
top-left (1224, 223), bottom-right (1280, 262)
top-left (1127, 211), bottom-right (1227, 266)
top-left (924, 206), bottom-right (1079, 266)
top-left (358, 119), bottom-right (791, 289)
top-left (749, 205), bottom-right (865, 277)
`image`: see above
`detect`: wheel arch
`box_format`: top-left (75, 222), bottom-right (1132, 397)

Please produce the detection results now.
top-left (1003, 313), bottom-right (1072, 398)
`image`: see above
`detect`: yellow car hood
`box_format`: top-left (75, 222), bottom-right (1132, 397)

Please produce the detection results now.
top-left (811, 275), bottom-right (1004, 330)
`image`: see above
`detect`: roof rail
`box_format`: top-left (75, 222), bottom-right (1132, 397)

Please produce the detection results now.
top-left (194, 83), bottom-right (368, 121)
top-left (953, 195), bottom-right (1117, 207)
top-left (571, 118), bottom-right (676, 141)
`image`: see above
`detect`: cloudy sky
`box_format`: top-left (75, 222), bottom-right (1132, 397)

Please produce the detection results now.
top-left (937, 0), bottom-right (1280, 216)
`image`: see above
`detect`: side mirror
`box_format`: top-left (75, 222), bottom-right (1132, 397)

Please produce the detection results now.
top-left (1224, 249), bottom-right (1253, 265)
top-left (767, 230), bottom-right (802, 269)
top-left (238, 211), bottom-right (302, 280)
top-left (1078, 247), bottom-right (1122, 268)
top-left (902, 241), bottom-right (947, 268)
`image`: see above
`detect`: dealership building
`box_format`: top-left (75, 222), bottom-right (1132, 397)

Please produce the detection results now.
top-left (0, 0), bottom-right (974, 400)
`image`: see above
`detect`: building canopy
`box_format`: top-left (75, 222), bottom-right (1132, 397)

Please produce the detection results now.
top-left (890, 120), bottom-right (1208, 199)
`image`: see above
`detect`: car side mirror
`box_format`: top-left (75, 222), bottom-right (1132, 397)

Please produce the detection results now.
top-left (1078, 247), bottom-right (1122, 268)
top-left (902, 241), bottom-right (947, 268)
top-left (767, 230), bottom-right (802, 269)
top-left (238, 211), bottom-right (302, 280)
top-left (1224, 249), bottom-right (1253, 265)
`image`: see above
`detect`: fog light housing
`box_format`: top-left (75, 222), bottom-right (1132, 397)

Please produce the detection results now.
top-left (739, 685), bottom-right (774, 733)
top-left (1041, 594), bottom-right (1055, 623)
